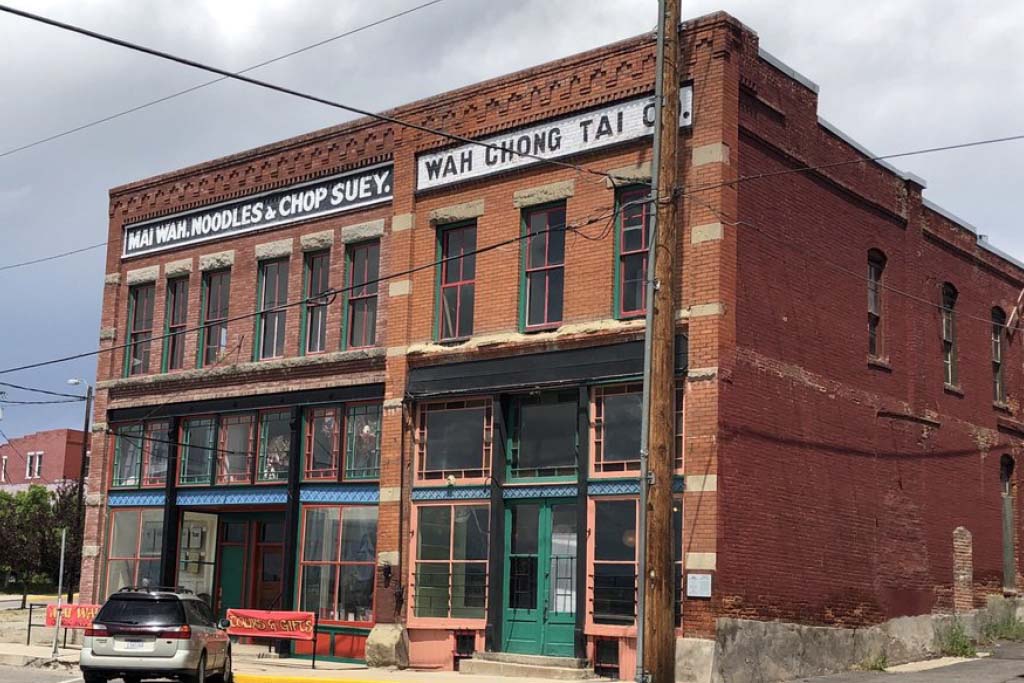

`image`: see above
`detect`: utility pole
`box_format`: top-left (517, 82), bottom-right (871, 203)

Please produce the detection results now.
top-left (636, 0), bottom-right (680, 682)
top-left (70, 381), bottom-right (93, 606)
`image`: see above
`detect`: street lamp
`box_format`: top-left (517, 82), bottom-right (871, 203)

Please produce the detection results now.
top-left (66, 378), bottom-right (93, 607)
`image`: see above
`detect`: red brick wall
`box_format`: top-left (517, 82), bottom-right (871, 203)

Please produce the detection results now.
top-left (0, 428), bottom-right (85, 488)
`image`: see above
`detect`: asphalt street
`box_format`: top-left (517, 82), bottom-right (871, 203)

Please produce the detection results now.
top-left (799, 642), bottom-right (1024, 682)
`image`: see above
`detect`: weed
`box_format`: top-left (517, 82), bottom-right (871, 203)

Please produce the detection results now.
top-left (981, 613), bottom-right (1024, 642)
top-left (861, 653), bottom-right (888, 671)
top-left (936, 618), bottom-right (977, 658)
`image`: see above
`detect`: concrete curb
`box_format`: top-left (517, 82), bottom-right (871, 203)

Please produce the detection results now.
top-left (0, 652), bottom-right (76, 669)
top-left (235, 675), bottom-right (380, 683)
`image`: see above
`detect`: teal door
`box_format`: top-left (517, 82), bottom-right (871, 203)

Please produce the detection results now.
top-left (216, 518), bottom-right (249, 619)
top-left (503, 500), bottom-right (577, 657)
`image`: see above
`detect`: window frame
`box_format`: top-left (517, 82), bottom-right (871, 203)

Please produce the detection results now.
top-left (408, 502), bottom-right (490, 628)
top-left (867, 250), bottom-right (886, 358)
top-left (255, 258), bottom-right (290, 361)
top-left (415, 398), bottom-right (493, 484)
top-left (941, 283), bottom-right (959, 387)
top-left (586, 497), bottom-right (638, 636)
top-left (344, 240), bottom-right (380, 350)
top-left (342, 402), bottom-right (382, 481)
top-left (104, 508), bottom-right (163, 599)
top-left (256, 410), bottom-right (292, 484)
top-left (216, 414), bottom-right (256, 485)
top-left (199, 270), bottom-right (231, 368)
top-left (614, 186), bottom-right (652, 319)
top-left (304, 406), bottom-right (341, 481)
top-left (163, 276), bottom-right (190, 372)
top-left (297, 504), bottom-right (379, 625)
top-left (177, 415), bottom-right (218, 487)
top-left (125, 283), bottom-right (156, 377)
top-left (993, 307), bottom-right (1007, 404)
top-left (507, 390), bottom-right (579, 480)
top-left (302, 250), bottom-right (331, 355)
top-left (520, 203), bottom-right (567, 331)
top-left (142, 421), bottom-right (172, 488)
top-left (436, 222), bottom-right (477, 342)
top-left (590, 383), bottom-right (644, 478)
top-left (110, 424), bottom-right (144, 489)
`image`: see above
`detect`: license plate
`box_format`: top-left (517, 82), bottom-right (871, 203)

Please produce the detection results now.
top-left (122, 639), bottom-right (146, 650)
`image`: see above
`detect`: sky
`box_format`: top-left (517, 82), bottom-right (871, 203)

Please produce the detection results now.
top-left (1, 0), bottom-right (1023, 438)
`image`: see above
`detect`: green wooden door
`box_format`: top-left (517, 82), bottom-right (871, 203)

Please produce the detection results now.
top-left (502, 500), bottom-right (577, 657)
top-left (219, 545), bottom-right (245, 619)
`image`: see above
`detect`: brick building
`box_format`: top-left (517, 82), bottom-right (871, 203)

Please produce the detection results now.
top-left (81, 11), bottom-right (1024, 680)
top-left (0, 428), bottom-right (87, 492)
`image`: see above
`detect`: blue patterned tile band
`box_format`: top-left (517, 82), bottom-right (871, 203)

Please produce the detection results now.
top-left (176, 486), bottom-right (287, 506)
top-left (300, 484), bottom-right (379, 504)
top-left (108, 490), bottom-right (165, 507)
top-left (411, 486), bottom-right (490, 501)
top-left (503, 485), bottom-right (578, 499)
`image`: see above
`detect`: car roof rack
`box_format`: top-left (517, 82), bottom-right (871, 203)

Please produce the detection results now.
top-left (117, 585), bottom-right (193, 595)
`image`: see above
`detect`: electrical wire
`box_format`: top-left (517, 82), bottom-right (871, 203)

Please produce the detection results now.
top-left (1, 398), bottom-right (85, 405)
top-left (0, 426), bottom-right (58, 487)
top-left (0, 0), bottom-right (449, 160)
top-left (0, 380), bottom-right (86, 399)
top-left (0, 242), bottom-right (106, 273)
top-left (0, 197), bottom-right (649, 376)
top-left (0, 4), bottom-right (614, 183)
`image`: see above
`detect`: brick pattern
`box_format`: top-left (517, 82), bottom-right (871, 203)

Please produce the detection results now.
top-left (0, 429), bottom-right (87, 489)
top-left (953, 527), bottom-right (973, 613)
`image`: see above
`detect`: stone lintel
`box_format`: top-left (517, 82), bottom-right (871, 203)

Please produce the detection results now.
top-left (104, 272), bottom-right (121, 286)
top-left (199, 250), bottom-right (235, 271)
top-left (255, 238), bottom-right (293, 260)
top-left (512, 180), bottom-right (575, 208)
top-left (429, 199), bottom-right (484, 224)
top-left (164, 258), bottom-right (193, 277)
top-left (126, 265), bottom-right (159, 285)
top-left (341, 219), bottom-right (385, 243)
top-left (605, 161), bottom-right (653, 188)
top-left (300, 230), bottom-right (334, 251)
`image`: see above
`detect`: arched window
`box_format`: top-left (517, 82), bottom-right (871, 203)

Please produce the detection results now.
top-left (993, 307), bottom-right (1007, 403)
top-left (941, 284), bottom-right (959, 386)
top-left (867, 250), bottom-right (886, 357)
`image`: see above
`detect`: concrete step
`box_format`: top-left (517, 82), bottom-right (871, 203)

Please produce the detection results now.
top-left (473, 651), bottom-right (589, 668)
top-left (460, 655), bottom-right (598, 680)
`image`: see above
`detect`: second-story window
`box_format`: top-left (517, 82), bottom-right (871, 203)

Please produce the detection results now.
top-left (868, 250), bottom-right (886, 357)
top-left (127, 283), bottom-right (155, 376)
top-left (417, 399), bottom-right (492, 481)
top-left (994, 307), bottom-right (1007, 403)
top-left (304, 251), bottom-right (330, 354)
top-left (617, 187), bottom-right (651, 318)
top-left (592, 384), bottom-right (643, 474)
top-left (523, 204), bottom-right (566, 329)
top-left (347, 241), bottom-right (380, 349)
top-left (258, 259), bottom-right (289, 360)
top-left (438, 223), bottom-right (476, 341)
top-left (165, 277), bottom-right (189, 371)
top-left (942, 283), bottom-right (959, 387)
top-left (201, 270), bottom-right (231, 367)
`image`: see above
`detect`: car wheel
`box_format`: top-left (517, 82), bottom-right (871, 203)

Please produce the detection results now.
top-left (186, 651), bottom-right (207, 683)
top-left (220, 647), bottom-right (233, 683)
top-left (124, 677), bottom-right (142, 683)
top-left (82, 674), bottom-right (106, 683)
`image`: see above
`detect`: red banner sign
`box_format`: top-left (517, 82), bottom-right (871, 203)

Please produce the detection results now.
top-left (46, 604), bottom-right (101, 629)
top-left (225, 609), bottom-right (315, 641)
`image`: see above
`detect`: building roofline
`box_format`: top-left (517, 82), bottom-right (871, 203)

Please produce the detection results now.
top-left (818, 117), bottom-right (927, 187)
top-left (757, 47), bottom-right (819, 94)
top-left (922, 198), bottom-right (1024, 274)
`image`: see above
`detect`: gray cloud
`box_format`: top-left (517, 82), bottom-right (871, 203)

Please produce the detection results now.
top-left (1, 0), bottom-right (1022, 436)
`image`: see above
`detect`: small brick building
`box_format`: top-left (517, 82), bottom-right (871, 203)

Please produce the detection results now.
top-left (0, 428), bottom-right (87, 492)
top-left (81, 11), bottom-right (1024, 680)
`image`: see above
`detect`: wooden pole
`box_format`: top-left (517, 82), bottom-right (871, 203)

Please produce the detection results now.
top-left (644, 0), bottom-right (681, 681)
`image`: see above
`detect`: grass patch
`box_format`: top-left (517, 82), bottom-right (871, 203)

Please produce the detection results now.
top-left (860, 653), bottom-right (888, 671)
top-left (981, 613), bottom-right (1024, 642)
top-left (936, 618), bottom-right (977, 658)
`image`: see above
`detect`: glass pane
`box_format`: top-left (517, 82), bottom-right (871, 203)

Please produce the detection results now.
top-left (105, 560), bottom-right (136, 598)
top-left (595, 500), bottom-right (636, 561)
top-left (261, 522), bottom-right (284, 543)
top-left (593, 564), bottom-right (636, 623)
top-left (223, 521), bottom-right (246, 544)
top-left (258, 412), bottom-right (291, 482)
top-left (549, 505), bottom-right (577, 614)
top-left (451, 563), bottom-right (486, 618)
top-left (527, 272), bottom-right (546, 326)
top-left (337, 564), bottom-right (375, 622)
top-left (672, 503), bottom-right (682, 564)
top-left (140, 510), bottom-right (164, 557)
top-left (458, 284), bottom-right (475, 338)
top-left (510, 505), bottom-right (539, 554)
top-left (417, 506), bottom-right (451, 561)
top-left (517, 397), bottom-right (576, 472)
top-left (528, 222), bottom-right (547, 269)
top-left (622, 254), bottom-right (645, 313)
top-left (603, 392), bottom-right (642, 462)
top-left (309, 410), bottom-right (338, 474)
top-left (441, 286), bottom-right (459, 340)
top-left (414, 563), bottom-right (449, 617)
top-left (509, 556), bottom-right (537, 609)
top-left (425, 408), bottom-right (485, 473)
top-left (137, 559), bottom-right (161, 588)
top-left (220, 417), bottom-right (253, 482)
top-left (453, 505), bottom-right (489, 561)
top-left (110, 510), bottom-right (140, 558)
top-left (548, 212), bottom-right (566, 264)
top-left (547, 268), bottom-right (563, 324)
top-left (303, 508), bottom-right (340, 562)
top-left (345, 405), bottom-right (381, 479)
top-left (114, 426), bottom-right (143, 487)
top-left (301, 565), bottom-right (335, 619)
top-left (181, 419), bottom-right (215, 484)
top-left (341, 507), bottom-right (378, 562)
top-left (145, 422), bottom-right (170, 485)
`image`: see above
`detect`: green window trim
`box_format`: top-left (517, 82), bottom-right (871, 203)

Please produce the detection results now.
top-left (300, 251), bottom-right (331, 357)
top-left (612, 185), bottom-right (652, 321)
top-left (505, 391), bottom-right (579, 481)
top-left (122, 289), bottom-right (137, 378)
top-left (196, 274), bottom-right (209, 369)
top-left (517, 202), bottom-right (567, 332)
top-left (434, 221), bottom-right (477, 342)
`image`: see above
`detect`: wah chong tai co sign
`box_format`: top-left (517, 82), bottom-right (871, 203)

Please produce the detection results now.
top-left (122, 163), bottom-right (393, 258)
top-left (416, 86), bottom-right (693, 191)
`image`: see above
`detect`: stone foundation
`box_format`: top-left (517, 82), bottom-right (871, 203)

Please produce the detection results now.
top-left (365, 623), bottom-right (409, 668)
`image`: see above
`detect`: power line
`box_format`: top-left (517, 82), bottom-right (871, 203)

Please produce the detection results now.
top-left (0, 0), bottom-right (449, 160)
top-left (0, 242), bottom-right (106, 273)
top-left (0, 426), bottom-right (57, 487)
top-left (0, 4), bottom-right (613, 183)
top-left (1, 398), bottom-right (85, 405)
top-left (0, 199), bottom-right (643, 377)
top-left (0, 380), bottom-right (86, 399)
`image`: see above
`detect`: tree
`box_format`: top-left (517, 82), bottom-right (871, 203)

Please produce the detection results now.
top-left (0, 485), bottom-right (56, 608)
top-left (50, 480), bottom-right (81, 598)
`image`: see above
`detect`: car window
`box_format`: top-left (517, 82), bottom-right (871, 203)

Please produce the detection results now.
top-left (97, 598), bottom-right (185, 626)
top-left (197, 600), bottom-right (216, 626)
top-left (186, 600), bottom-right (214, 627)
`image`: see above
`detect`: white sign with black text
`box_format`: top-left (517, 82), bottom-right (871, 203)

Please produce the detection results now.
top-left (121, 163), bottom-right (394, 259)
top-left (416, 87), bottom-right (693, 191)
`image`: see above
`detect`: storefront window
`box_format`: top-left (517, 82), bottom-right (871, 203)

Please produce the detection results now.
top-left (112, 425), bottom-right (143, 488)
top-left (344, 404), bottom-right (381, 480)
top-left (177, 511), bottom-right (218, 606)
top-left (305, 408), bottom-right (340, 479)
top-left (179, 418), bottom-right (216, 485)
top-left (299, 506), bottom-right (377, 622)
top-left (143, 421), bottom-right (171, 487)
top-left (416, 400), bottom-right (492, 482)
top-left (217, 415), bottom-right (254, 484)
top-left (592, 499), bottom-right (636, 624)
top-left (592, 384), bottom-right (642, 474)
top-left (258, 411), bottom-right (291, 482)
top-left (511, 391), bottom-right (577, 478)
top-left (105, 509), bottom-right (163, 598)
top-left (413, 504), bottom-right (489, 619)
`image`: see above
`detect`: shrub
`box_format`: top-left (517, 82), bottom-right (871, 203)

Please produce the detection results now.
top-left (981, 613), bottom-right (1024, 642)
top-left (936, 618), bottom-right (977, 658)
top-left (861, 653), bottom-right (888, 671)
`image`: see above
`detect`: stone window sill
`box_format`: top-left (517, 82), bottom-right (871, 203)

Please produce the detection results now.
top-left (944, 383), bottom-right (965, 397)
top-left (867, 356), bottom-right (892, 372)
top-left (994, 401), bottom-right (1012, 414)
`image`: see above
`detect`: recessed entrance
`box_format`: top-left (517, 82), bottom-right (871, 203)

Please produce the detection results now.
top-left (502, 499), bottom-right (577, 657)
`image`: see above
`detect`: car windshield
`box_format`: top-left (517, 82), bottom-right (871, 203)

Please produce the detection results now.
top-left (96, 597), bottom-right (185, 625)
